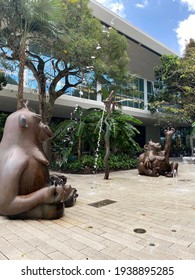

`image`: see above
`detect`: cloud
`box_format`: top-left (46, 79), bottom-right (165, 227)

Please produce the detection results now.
top-left (175, 14), bottom-right (195, 54)
top-left (135, 0), bottom-right (148, 9)
top-left (180, 0), bottom-right (195, 11)
top-left (95, 0), bottom-right (126, 17)
top-left (175, 0), bottom-right (195, 53)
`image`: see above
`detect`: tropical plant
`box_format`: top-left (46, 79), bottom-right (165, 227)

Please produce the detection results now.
top-left (102, 90), bottom-right (142, 179)
top-left (60, 154), bottom-right (138, 173)
top-left (0, 0), bottom-right (64, 109)
top-left (51, 102), bottom-right (142, 175)
top-left (52, 105), bottom-right (86, 164)
top-left (149, 38), bottom-right (195, 127)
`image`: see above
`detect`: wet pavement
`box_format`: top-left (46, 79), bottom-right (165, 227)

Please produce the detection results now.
top-left (0, 161), bottom-right (195, 260)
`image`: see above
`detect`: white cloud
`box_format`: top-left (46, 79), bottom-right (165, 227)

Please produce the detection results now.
top-left (135, 0), bottom-right (148, 9)
top-left (95, 0), bottom-right (126, 18)
top-left (180, 0), bottom-right (195, 11)
top-left (175, 14), bottom-right (195, 54)
top-left (175, 0), bottom-right (195, 53)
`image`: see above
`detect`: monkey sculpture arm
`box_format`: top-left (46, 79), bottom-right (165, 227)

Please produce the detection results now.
top-left (0, 150), bottom-right (65, 216)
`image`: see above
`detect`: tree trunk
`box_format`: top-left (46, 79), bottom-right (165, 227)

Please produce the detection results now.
top-left (104, 118), bottom-right (110, 180)
top-left (104, 144), bottom-right (110, 179)
top-left (77, 137), bottom-right (81, 160)
top-left (103, 90), bottom-right (114, 179)
top-left (40, 97), bottom-right (55, 162)
top-left (39, 89), bottom-right (47, 124)
top-left (17, 42), bottom-right (26, 110)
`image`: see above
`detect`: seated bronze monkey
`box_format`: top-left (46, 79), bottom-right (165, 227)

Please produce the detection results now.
top-left (0, 107), bottom-right (77, 219)
top-left (138, 127), bottom-right (178, 177)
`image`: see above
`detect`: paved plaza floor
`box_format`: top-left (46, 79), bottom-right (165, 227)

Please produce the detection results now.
top-left (0, 161), bottom-right (195, 260)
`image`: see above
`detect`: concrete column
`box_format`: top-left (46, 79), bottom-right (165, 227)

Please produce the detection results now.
top-left (96, 81), bottom-right (102, 101)
top-left (144, 79), bottom-right (148, 110)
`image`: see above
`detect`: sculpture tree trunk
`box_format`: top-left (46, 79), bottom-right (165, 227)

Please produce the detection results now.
top-left (40, 98), bottom-right (54, 163)
top-left (17, 42), bottom-right (26, 110)
top-left (104, 117), bottom-right (110, 179)
top-left (103, 90), bottom-right (115, 180)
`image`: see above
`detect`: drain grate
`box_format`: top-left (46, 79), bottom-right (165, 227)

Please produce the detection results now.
top-left (88, 199), bottom-right (116, 208)
top-left (133, 228), bottom-right (146, 234)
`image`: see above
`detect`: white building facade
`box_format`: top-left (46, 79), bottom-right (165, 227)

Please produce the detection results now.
top-left (0, 0), bottom-right (177, 145)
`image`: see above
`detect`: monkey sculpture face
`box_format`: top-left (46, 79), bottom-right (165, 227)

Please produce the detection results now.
top-left (146, 140), bottom-right (162, 153)
top-left (17, 109), bottom-right (53, 144)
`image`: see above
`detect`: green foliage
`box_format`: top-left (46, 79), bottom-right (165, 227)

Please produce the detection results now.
top-left (51, 105), bottom-right (141, 172)
top-left (51, 154), bottom-right (138, 173)
top-left (107, 110), bottom-right (142, 154)
top-left (0, 112), bottom-right (8, 140)
top-left (0, 0), bottom-right (131, 123)
top-left (149, 39), bottom-right (195, 126)
top-left (0, 0), bottom-right (65, 109)
top-left (0, 71), bottom-right (7, 90)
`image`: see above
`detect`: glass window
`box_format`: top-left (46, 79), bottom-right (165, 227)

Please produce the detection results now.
top-left (147, 81), bottom-right (153, 94)
top-left (138, 78), bottom-right (144, 92)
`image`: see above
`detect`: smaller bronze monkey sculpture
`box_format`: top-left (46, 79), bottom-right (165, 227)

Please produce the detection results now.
top-left (138, 127), bottom-right (178, 177)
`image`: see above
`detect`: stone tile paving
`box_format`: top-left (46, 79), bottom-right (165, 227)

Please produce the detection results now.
top-left (0, 162), bottom-right (195, 260)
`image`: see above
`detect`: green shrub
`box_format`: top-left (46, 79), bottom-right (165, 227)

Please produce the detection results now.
top-left (0, 113), bottom-right (8, 141)
top-left (51, 154), bottom-right (138, 173)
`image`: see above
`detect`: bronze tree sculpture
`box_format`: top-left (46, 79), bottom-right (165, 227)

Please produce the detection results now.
top-left (138, 127), bottom-right (178, 177)
top-left (0, 107), bottom-right (77, 219)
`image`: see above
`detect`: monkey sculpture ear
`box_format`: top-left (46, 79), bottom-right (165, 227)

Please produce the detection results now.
top-left (19, 114), bottom-right (28, 128)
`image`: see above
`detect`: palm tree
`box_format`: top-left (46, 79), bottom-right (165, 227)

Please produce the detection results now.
top-left (0, 0), bottom-right (63, 109)
top-left (52, 101), bottom-right (142, 178)
top-left (103, 91), bottom-right (142, 179)
top-left (53, 106), bottom-right (86, 162)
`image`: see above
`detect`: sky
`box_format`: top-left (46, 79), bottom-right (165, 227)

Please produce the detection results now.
top-left (95, 0), bottom-right (195, 55)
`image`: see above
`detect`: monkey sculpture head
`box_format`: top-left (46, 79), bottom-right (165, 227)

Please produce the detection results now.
top-left (144, 140), bottom-right (162, 153)
top-left (1, 107), bottom-right (53, 165)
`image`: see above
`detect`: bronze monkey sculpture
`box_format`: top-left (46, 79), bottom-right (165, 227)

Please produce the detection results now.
top-left (0, 107), bottom-right (77, 219)
top-left (138, 127), bottom-right (178, 177)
